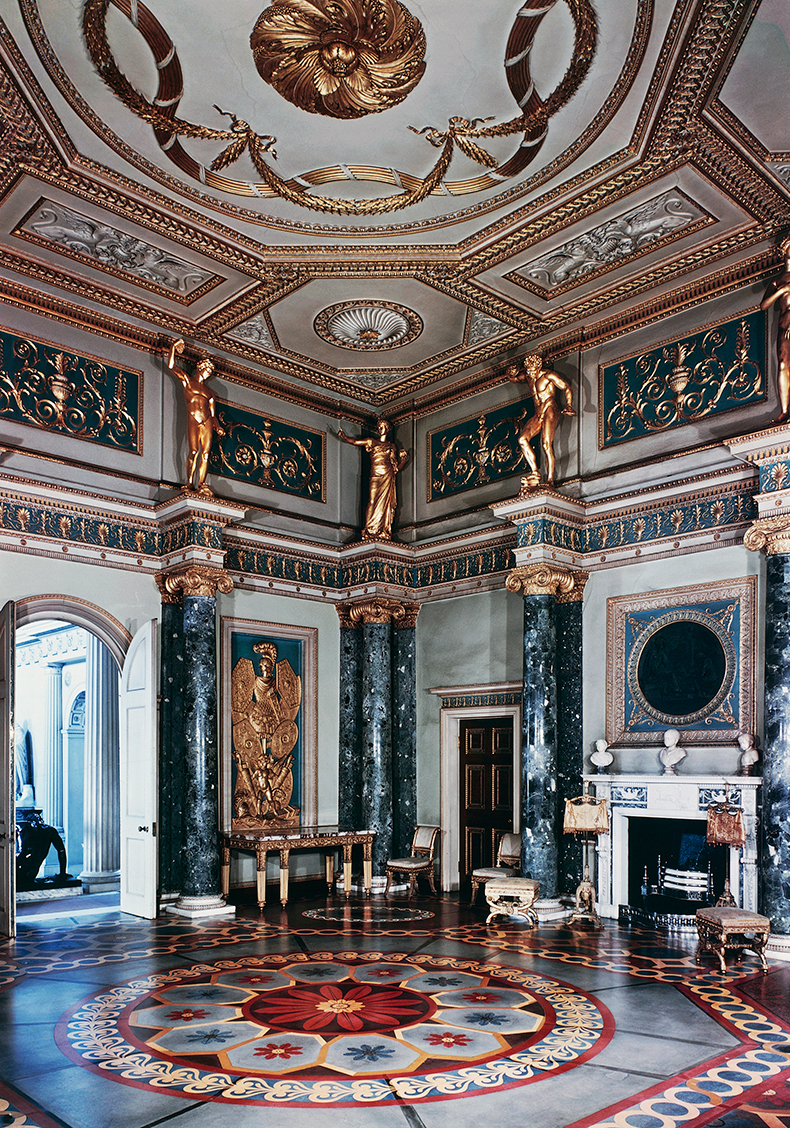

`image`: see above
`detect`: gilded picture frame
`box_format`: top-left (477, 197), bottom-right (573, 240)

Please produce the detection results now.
top-left (605, 577), bottom-right (756, 745)
top-left (220, 617), bottom-right (318, 832)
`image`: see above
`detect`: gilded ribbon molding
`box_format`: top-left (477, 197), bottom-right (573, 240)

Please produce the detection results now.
top-left (158, 564), bottom-right (234, 600)
top-left (81, 0), bottom-right (597, 215)
top-left (506, 563), bottom-right (587, 601)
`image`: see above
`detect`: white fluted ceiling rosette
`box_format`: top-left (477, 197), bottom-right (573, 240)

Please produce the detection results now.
top-left (314, 301), bottom-right (422, 350)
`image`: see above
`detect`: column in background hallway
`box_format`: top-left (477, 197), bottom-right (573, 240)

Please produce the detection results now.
top-left (745, 519), bottom-right (790, 932)
top-left (392, 603), bottom-right (420, 858)
top-left (155, 578), bottom-right (186, 899)
top-left (42, 663), bottom-right (64, 834)
top-left (555, 574), bottom-right (588, 895)
top-left (507, 564), bottom-right (586, 900)
top-left (160, 564), bottom-right (235, 918)
top-left (81, 636), bottom-right (120, 890)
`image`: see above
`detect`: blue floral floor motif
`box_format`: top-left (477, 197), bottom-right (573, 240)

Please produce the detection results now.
top-left (55, 951), bottom-right (611, 1106)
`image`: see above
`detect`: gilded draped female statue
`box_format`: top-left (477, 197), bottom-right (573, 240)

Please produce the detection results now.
top-left (338, 419), bottom-right (407, 540)
top-left (231, 641), bottom-right (301, 829)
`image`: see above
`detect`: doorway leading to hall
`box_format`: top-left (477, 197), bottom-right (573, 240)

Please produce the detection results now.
top-left (14, 619), bottom-right (121, 905)
top-left (458, 717), bottom-right (514, 899)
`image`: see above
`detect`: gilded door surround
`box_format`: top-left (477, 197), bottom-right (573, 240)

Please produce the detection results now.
top-left (429, 684), bottom-right (521, 892)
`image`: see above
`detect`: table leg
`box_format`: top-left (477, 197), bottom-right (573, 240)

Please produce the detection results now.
top-left (325, 852), bottom-right (335, 895)
top-left (342, 844), bottom-right (352, 900)
top-left (221, 844), bottom-right (230, 898)
top-left (279, 848), bottom-right (290, 907)
top-left (363, 841), bottom-right (372, 899)
top-left (256, 848), bottom-right (267, 910)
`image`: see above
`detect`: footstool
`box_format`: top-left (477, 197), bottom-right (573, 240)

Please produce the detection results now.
top-left (484, 877), bottom-right (540, 926)
top-left (695, 906), bottom-right (770, 974)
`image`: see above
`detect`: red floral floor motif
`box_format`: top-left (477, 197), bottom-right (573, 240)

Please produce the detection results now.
top-left (55, 951), bottom-right (612, 1106)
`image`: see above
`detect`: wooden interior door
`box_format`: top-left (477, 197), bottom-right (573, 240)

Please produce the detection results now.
top-left (119, 619), bottom-right (158, 919)
top-left (459, 718), bottom-right (514, 890)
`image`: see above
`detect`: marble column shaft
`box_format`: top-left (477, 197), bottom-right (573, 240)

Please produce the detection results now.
top-left (158, 600), bottom-right (185, 896)
top-left (361, 622), bottom-right (393, 875)
top-left (42, 663), bottom-right (64, 833)
top-left (338, 625), bottom-right (363, 831)
top-left (556, 600), bottom-right (584, 895)
top-left (82, 635), bottom-right (120, 881)
top-left (521, 594), bottom-right (559, 897)
top-left (762, 552), bottom-right (790, 931)
top-left (392, 624), bottom-right (417, 859)
top-left (181, 595), bottom-right (221, 899)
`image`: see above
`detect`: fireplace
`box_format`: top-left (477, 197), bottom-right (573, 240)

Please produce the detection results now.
top-left (583, 774), bottom-right (761, 923)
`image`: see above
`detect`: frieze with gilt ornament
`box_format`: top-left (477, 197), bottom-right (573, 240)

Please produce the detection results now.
top-left (159, 564), bottom-right (234, 600)
top-left (80, 0), bottom-right (597, 215)
top-left (601, 311), bottom-right (766, 449)
top-left (0, 496), bottom-right (159, 556)
top-left (0, 328), bottom-right (140, 452)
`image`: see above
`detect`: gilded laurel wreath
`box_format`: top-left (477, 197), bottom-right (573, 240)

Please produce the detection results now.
top-left (250, 0), bottom-right (427, 119)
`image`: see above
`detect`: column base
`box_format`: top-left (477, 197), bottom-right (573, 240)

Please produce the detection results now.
top-left (534, 897), bottom-right (573, 922)
top-left (166, 894), bottom-right (236, 919)
top-left (79, 871), bottom-right (120, 894)
top-left (766, 933), bottom-right (790, 962)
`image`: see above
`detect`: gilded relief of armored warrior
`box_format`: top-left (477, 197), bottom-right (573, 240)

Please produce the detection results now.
top-left (231, 640), bottom-right (301, 829)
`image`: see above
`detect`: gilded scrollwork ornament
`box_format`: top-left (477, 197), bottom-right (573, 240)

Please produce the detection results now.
top-left (506, 563), bottom-right (586, 601)
top-left (158, 564), bottom-right (234, 600)
top-left (337, 597), bottom-right (408, 626)
top-left (744, 515), bottom-right (790, 556)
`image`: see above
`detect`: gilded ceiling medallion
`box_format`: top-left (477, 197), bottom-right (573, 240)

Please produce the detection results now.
top-left (250, 0), bottom-right (426, 119)
top-left (314, 301), bottom-right (422, 350)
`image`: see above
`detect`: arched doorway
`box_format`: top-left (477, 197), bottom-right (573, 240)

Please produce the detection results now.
top-left (14, 597), bottom-right (131, 906)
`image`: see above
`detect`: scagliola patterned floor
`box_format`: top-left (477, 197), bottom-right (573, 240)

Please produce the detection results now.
top-left (1, 891), bottom-right (789, 1128)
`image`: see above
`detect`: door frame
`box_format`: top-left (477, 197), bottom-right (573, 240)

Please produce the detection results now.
top-left (432, 684), bottom-right (521, 892)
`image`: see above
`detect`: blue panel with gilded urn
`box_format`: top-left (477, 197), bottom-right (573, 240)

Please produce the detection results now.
top-left (428, 401), bottom-right (532, 500)
top-left (600, 310), bottom-right (766, 448)
top-left (209, 402), bottom-right (324, 500)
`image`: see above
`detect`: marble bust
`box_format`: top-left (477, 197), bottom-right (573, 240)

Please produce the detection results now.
top-left (590, 738), bottom-right (614, 773)
top-left (658, 728), bottom-right (686, 775)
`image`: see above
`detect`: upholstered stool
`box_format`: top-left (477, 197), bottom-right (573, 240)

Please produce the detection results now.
top-left (695, 906), bottom-right (770, 974)
top-left (484, 877), bottom-right (540, 926)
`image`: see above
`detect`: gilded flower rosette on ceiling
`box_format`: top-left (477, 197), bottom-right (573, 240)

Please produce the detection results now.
top-left (79, 0), bottom-right (598, 215)
top-left (250, 0), bottom-right (426, 120)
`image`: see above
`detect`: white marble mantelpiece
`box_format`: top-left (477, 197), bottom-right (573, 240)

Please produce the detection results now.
top-left (583, 774), bottom-right (762, 919)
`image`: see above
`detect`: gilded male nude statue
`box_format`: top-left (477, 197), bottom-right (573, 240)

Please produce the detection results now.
top-left (506, 353), bottom-right (575, 487)
top-left (166, 338), bottom-right (226, 493)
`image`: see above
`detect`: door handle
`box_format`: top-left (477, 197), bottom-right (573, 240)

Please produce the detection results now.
top-left (138, 825), bottom-right (149, 833)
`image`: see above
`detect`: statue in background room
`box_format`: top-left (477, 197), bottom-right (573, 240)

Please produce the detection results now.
top-left (760, 244), bottom-right (790, 423)
top-left (166, 338), bottom-right (226, 493)
top-left (338, 418), bottom-right (407, 540)
top-left (231, 640), bottom-right (301, 830)
top-left (506, 353), bottom-right (575, 489)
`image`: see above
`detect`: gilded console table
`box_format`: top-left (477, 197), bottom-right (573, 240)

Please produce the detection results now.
top-left (220, 826), bottom-right (375, 908)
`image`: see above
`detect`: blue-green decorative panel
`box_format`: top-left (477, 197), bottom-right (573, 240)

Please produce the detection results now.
top-left (0, 329), bottom-right (140, 451)
top-left (429, 401), bottom-right (530, 500)
top-left (601, 310), bottom-right (766, 448)
top-left (210, 403), bottom-right (324, 500)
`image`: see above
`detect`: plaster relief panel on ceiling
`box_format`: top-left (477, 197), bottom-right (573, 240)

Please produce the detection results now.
top-left (507, 191), bottom-right (710, 297)
top-left (14, 200), bottom-right (223, 303)
top-left (225, 313), bottom-right (277, 353)
top-left (467, 309), bottom-right (512, 347)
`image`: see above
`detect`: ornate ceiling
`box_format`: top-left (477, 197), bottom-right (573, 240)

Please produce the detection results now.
top-left (0, 0), bottom-right (788, 416)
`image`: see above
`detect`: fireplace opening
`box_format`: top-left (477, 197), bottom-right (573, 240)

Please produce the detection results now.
top-left (627, 816), bottom-right (727, 913)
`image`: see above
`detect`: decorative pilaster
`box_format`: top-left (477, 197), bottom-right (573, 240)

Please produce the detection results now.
top-left (392, 603), bottom-right (420, 859)
top-left (506, 564), bottom-right (586, 900)
top-left (337, 598), bottom-right (416, 879)
top-left (555, 573), bottom-right (588, 896)
top-left (337, 603), bottom-right (363, 832)
top-left (160, 564), bottom-right (235, 918)
top-left (81, 635), bottom-right (120, 889)
top-left (42, 663), bottom-right (64, 835)
top-left (745, 516), bottom-right (790, 932)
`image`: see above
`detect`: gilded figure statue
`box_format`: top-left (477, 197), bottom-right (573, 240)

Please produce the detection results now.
top-left (231, 641), bottom-right (301, 830)
top-left (338, 419), bottom-right (407, 541)
top-left (506, 354), bottom-right (575, 488)
top-left (167, 338), bottom-right (226, 493)
top-left (760, 245), bottom-right (790, 422)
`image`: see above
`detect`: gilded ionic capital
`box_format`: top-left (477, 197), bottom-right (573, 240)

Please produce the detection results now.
top-left (744, 516), bottom-right (790, 556)
top-left (506, 563), bottom-right (588, 601)
top-left (336, 597), bottom-right (409, 626)
top-left (158, 564), bottom-right (234, 600)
